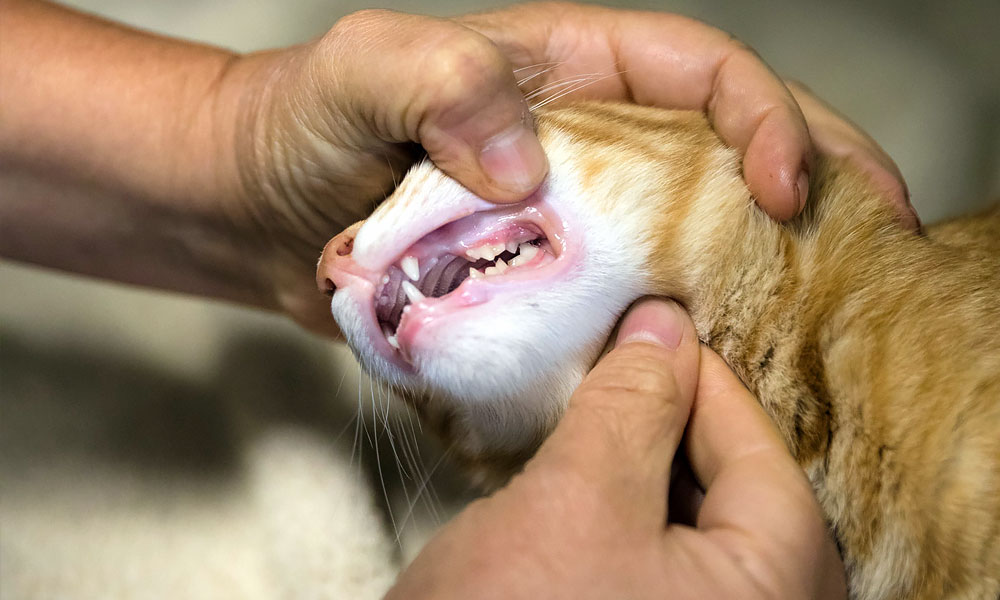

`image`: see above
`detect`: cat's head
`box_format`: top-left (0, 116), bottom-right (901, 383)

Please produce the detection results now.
top-left (317, 102), bottom-right (741, 482)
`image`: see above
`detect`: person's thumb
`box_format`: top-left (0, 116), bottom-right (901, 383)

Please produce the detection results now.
top-left (315, 10), bottom-right (547, 202)
top-left (529, 297), bottom-right (700, 521)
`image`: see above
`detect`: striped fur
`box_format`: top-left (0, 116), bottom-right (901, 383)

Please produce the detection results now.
top-left (335, 102), bottom-right (1000, 599)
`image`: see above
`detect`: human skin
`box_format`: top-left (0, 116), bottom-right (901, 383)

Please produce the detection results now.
top-left (0, 1), bottom-right (916, 338)
top-left (388, 299), bottom-right (847, 599)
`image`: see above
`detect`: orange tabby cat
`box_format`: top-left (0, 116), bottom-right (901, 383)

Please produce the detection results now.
top-left (317, 101), bottom-right (1000, 599)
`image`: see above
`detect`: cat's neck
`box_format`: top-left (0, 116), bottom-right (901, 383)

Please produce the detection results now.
top-left (649, 157), bottom-right (907, 461)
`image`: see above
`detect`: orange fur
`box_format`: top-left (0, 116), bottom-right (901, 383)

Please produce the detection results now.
top-left (536, 102), bottom-right (1000, 599)
top-left (330, 101), bottom-right (999, 599)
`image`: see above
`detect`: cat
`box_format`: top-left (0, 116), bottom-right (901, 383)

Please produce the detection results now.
top-left (316, 101), bottom-right (1000, 600)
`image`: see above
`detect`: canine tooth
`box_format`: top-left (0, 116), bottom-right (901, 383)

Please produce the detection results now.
top-left (518, 243), bottom-right (539, 261)
top-left (484, 266), bottom-right (499, 276)
top-left (401, 255), bottom-right (419, 281)
top-left (401, 280), bottom-right (425, 303)
top-left (506, 241), bottom-right (518, 254)
top-left (469, 267), bottom-right (483, 279)
top-left (386, 334), bottom-right (400, 350)
top-left (494, 258), bottom-right (508, 274)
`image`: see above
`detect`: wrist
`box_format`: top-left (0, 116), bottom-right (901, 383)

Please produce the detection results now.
top-left (0, 0), bottom-right (281, 308)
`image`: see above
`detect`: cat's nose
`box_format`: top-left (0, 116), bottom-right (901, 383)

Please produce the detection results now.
top-left (316, 225), bottom-right (360, 296)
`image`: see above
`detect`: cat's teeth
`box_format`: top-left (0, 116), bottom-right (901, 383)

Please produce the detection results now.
top-left (401, 255), bottom-right (419, 281)
top-left (484, 265), bottom-right (500, 276)
top-left (465, 241), bottom-right (515, 263)
top-left (381, 274), bottom-right (390, 285)
top-left (381, 324), bottom-right (398, 350)
top-left (466, 244), bottom-right (495, 261)
top-left (494, 258), bottom-right (508, 274)
top-left (479, 245), bottom-right (498, 261)
top-left (468, 267), bottom-right (484, 279)
top-left (509, 244), bottom-right (539, 268)
top-left (401, 280), bottom-right (425, 303)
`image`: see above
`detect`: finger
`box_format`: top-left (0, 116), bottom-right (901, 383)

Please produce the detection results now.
top-left (685, 349), bottom-right (846, 596)
top-left (786, 81), bottom-right (921, 231)
top-left (317, 9), bottom-right (547, 202)
top-left (618, 15), bottom-right (813, 221)
top-left (529, 298), bottom-right (700, 525)
top-left (462, 5), bottom-right (812, 220)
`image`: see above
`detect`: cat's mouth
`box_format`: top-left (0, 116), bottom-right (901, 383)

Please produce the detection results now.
top-left (375, 201), bottom-right (566, 362)
top-left (319, 197), bottom-right (573, 370)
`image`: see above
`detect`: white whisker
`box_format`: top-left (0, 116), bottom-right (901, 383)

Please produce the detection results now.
top-left (524, 73), bottom-right (603, 101)
top-left (516, 62), bottom-right (565, 88)
top-left (370, 374), bottom-right (399, 540)
top-left (394, 448), bottom-right (452, 541)
top-left (530, 72), bottom-right (625, 111)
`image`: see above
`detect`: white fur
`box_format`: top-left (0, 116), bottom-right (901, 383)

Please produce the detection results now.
top-left (331, 131), bottom-right (651, 457)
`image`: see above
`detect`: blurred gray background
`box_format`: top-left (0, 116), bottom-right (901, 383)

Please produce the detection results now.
top-left (2, 0), bottom-right (998, 597)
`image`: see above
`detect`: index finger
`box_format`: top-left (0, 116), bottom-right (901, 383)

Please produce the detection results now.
top-left (462, 4), bottom-right (813, 221)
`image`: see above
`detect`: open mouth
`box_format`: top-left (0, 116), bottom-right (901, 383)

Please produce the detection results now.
top-left (369, 202), bottom-right (565, 359)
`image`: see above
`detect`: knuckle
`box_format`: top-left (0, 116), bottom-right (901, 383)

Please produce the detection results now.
top-left (332, 8), bottom-right (392, 34)
top-left (418, 32), bottom-right (508, 107)
top-left (321, 10), bottom-right (394, 57)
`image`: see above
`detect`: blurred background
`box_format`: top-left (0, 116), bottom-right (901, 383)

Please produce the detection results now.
top-left (2, 0), bottom-right (998, 598)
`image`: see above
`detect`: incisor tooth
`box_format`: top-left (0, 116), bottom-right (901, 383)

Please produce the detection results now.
top-left (479, 245), bottom-right (497, 261)
top-left (469, 267), bottom-right (483, 279)
top-left (401, 255), bottom-right (419, 281)
top-left (401, 280), bottom-right (425, 303)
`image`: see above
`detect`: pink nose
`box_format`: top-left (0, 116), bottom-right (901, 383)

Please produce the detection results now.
top-left (316, 223), bottom-right (362, 296)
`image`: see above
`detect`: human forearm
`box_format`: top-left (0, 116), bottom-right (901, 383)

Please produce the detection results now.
top-left (0, 0), bottom-right (276, 306)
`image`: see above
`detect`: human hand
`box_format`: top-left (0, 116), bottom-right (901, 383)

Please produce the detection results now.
top-left (0, 2), bottom-right (915, 332)
top-left (386, 298), bottom-right (846, 599)
top-left (221, 3), bottom-right (914, 336)
top-left (785, 81), bottom-right (920, 231)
